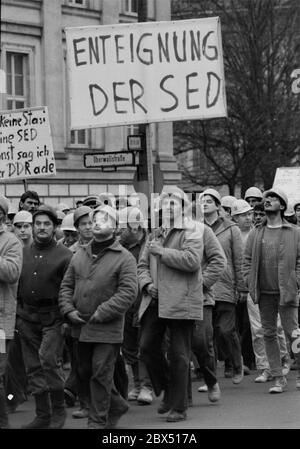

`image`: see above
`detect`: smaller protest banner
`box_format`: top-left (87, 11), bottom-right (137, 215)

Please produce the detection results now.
top-left (0, 106), bottom-right (56, 181)
top-left (273, 167), bottom-right (300, 204)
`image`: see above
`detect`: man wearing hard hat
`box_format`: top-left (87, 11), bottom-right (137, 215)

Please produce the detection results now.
top-left (243, 187), bottom-right (300, 393)
top-left (13, 211), bottom-right (33, 248)
top-left (17, 205), bottom-right (73, 429)
top-left (244, 187), bottom-right (263, 208)
top-left (59, 204), bottom-right (138, 429)
top-left (58, 213), bottom-right (78, 249)
top-left (200, 189), bottom-right (245, 384)
top-left (138, 186), bottom-right (204, 423)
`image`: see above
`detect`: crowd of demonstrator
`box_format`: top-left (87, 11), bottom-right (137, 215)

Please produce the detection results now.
top-left (1, 184), bottom-right (300, 429)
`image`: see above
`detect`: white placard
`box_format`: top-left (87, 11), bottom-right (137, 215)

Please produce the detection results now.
top-left (65, 17), bottom-right (227, 129)
top-left (273, 167), bottom-right (300, 204)
top-left (0, 107), bottom-right (56, 181)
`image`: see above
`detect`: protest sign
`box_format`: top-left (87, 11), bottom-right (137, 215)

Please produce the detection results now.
top-left (65, 17), bottom-right (227, 129)
top-left (273, 167), bottom-right (300, 204)
top-left (0, 106), bottom-right (56, 181)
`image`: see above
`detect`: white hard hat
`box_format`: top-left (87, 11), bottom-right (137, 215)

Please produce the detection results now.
top-left (61, 213), bottom-right (76, 232)
top-left (231, 199), bottom-right (253, 216)
top-left (244, 187), bottom-right (263, 200)
top-left (200, 188), bottom-right (221, 204)
top-left (221, 195), bottom-right (236, 209)
top-left (118, 206), bottom-right (146, 228)
top-left (263, 187), bottom-right (288, 210)
top-left (56, 210), bottom-right (66, 221)
top-left (13, 210), bottom-right (33, 224)
top-left (57, 202), bottom-right (71, 213)
top-left (99, 192), bottom-right (116, 208)
top-left (160, 186), bottom-right (190, 205)
top-left (92, 205), bottom-right (118, 223)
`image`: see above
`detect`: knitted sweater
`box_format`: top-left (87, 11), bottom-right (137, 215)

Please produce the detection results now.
top-left (18, 238), bottom-right (72, 308)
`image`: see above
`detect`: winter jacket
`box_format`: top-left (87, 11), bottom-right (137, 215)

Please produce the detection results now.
top-left (205, 217), bottom-right (245, 304)
top-left (0, 227), bottom-right (23, 339)
top-left (59, 239), bottom-right (138, 343)
top-left (242, 220), bottom-right (300, 306)
top-left (137, 220), bottom-right (204, 321)
top-left (202, 224), bottom-right (227, 306)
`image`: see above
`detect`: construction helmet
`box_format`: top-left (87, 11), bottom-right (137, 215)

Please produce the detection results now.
top-left (231, 199), bottom-right (253, 216)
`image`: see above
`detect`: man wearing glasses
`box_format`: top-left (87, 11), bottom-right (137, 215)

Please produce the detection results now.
top-left (243, 187), bottom-right (300, 393)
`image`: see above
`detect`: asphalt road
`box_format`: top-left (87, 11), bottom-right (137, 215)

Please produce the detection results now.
top-left (8, 367), bottom-right (300, 430)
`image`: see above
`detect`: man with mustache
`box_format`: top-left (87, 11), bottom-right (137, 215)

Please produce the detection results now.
top-left (17, 205), bottom-right (72, 428)
top-left (243, 187), bottom-right (300, 393)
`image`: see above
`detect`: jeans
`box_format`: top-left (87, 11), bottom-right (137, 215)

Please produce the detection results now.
top-left (17, 317), bottom-right (65, 395)
top-left (139, 304), bottom-right (194, 413)
top-left (77, 342), bottom-right (126, 426)
top-left (259, 294), bottom-right (300, 377)
top-left (214, 301), bottom-right (242, 372)
top-left (0, 340), bottom-right (11, 428)
top-left (247, 295), bottom-right (288, 371)
top-left (192, 306), bottom-right (217, 388)
top-left (123, 307), bottom-right (152, 391)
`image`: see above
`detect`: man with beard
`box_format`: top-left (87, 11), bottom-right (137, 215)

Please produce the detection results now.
top-left (17, 205), bottom-right (72, 428)
top-left (243, 187), bottom-right (300, 393)
top-left (59, 205), bottom-right (138, 429)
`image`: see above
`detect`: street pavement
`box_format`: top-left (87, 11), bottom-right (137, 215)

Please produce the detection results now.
top-left (8, 367), bottom-right (300, 429)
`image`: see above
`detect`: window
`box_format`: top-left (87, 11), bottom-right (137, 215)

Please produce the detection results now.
top-left (124, 124), bottom-right (139, 149)
top-left (126, 124), bottom-right (140, 135)
top-left (124, 0), bottom-right (138, 14)
top-left (6, 52), bottom-right (29, 109)
top-left (147, 0), bottom-right (155, 19)
top-left (70, 129), bottom-right (88, 147)
top-left (68, 0), bottom-right (86, 7)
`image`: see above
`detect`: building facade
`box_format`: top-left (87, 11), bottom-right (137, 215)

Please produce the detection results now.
top-left (0, 0), bottom-right (180, 208)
